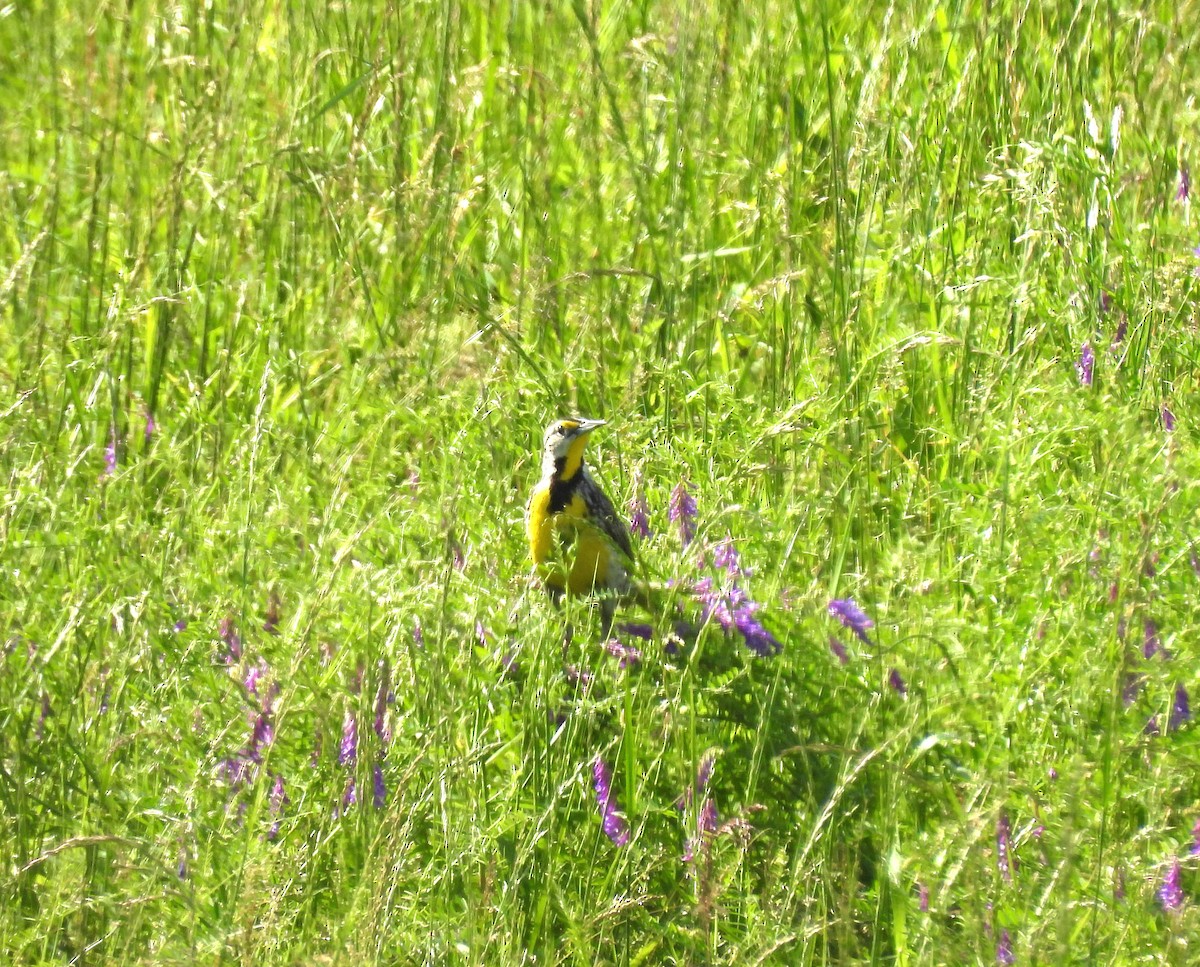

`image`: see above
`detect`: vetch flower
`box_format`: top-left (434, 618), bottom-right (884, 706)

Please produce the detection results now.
top-left (828, 635), bottom-right (850, 665)
top-left (144, 409), bottom-right (156, 443)
top-left (918, 883), bottom-right (929, 912)
top-left (372, 763), bottom-right (387, 809)
top-left (1143, 619), bottom-right (1165, 660)
top-left (997, 809), bottom-right (1015, 884)
top-left (617, 622), bottom-right (654, 641)
top-left (1192, 244), bottom-right (1200, 277)
top-left (267, 773), bottom-right (288, 841)
top-left (828, 598), bottom-right (874, 644)
top-left (1163, 406), bottom-right (1177, 432)
top-left (248, 712), bottom-right (274, 761)
top-left (101, 427), bottom-right (118, 480)
top-left (219, 617), bottom-right (243, 664)
top-left (668, 481), bottom-right (698, 547)
top-left (888, 668), bottom-right (908, 697)
top-left (374, 660), bottom-right (393, 745)
top-left (1077, 343), bottom-right (1095, 387)
top-left (244, 660), bottom-right (268, 697)
top-left (996, 929), bottom-right (1015, 966)
top-left (1169, 683), bottom-right (1191, 731)
top-left (339, 711), bottom-right (358, 767)
top-left (1160, 858), bottom-right (1184, 912)
top-left (1145, 714), bottom-right (1161, 736)
top-left (342, 778), bottom-right (357, 812)
top-left (604, 637), bottom-right (642, 669)
top-left (1179, 164), bottom-right (1191, 201)
top-left (712, 534), bottom-right (743, 576)
top-left (592, 758), bottom-right (629, 846)
top-left (1191, 817), bottom-right (1200, 857)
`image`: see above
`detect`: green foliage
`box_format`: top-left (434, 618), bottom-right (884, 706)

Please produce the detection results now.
top-left (3, 0), bottom-right (1200, 962)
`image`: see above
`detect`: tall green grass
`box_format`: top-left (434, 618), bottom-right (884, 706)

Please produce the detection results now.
top-left (3, 0), bottom-right (1200, 962)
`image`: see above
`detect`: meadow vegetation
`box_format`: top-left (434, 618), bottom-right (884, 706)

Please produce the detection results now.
top-left (3, 0), bottom-right (1200, 962)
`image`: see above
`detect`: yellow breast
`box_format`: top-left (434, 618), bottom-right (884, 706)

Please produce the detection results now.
top-left (527, 485), bottom-right (621, 595)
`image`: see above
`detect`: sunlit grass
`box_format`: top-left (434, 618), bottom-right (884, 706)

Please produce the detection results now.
top-left (3, 0), bottom-right (1200, 962)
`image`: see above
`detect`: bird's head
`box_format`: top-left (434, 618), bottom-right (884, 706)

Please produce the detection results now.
top-left (542, 417), bottom-right (605, 479)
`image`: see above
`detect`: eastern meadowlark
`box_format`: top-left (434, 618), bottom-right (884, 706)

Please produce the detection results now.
top-left (527, 418), bottom-right (636, 627)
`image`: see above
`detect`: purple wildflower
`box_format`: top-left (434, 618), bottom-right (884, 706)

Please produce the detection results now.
top-left (1169, 683), bottom-right (1191, 731)
top-left (592, 758), bottom-right (629, 846)
top-left (668, 481), bottom-right (698, 547)
top-left (267, 773), bottom-right (288, 840)
top-left (372, 763), bottom-right (387, 809)
top-left (1163, 406), bottom-right (1177, 432)
top-left (1077, 342), bottom-right (1094, 387)
top-left (618, 622), bottom-right (654, 641)
top-left (1122, 673), bottom-right (1143, 707)
top-left (604, 637), bottom-right (642, 669)
top-left (695, 577), bottom-right (781, 656)
top-left (219, 617), bottom-right (243, 664)
top-left (101, 428), bottom-right (118, 479)
top-left (1160, 858), bottom-right (1184, 912)
top-left (918, 883), bottom-right (929, 912)
top-left (712, 535), bottom-right (742, 576)
top-left (888, 668), bottom-right (908, 697)
top-left (338, 711), bottom-right (358, 767)
top-left (1178, 164), bottom-right (1191, 202)
top-left (144, 409), bottom-right (157, 443)
top-left (828, 635), bottom-right (850, 665)
top-left (173, 618), bottom-right (188, 633)
top-left (996, 929), bottom-right (1015, 966)
top-left (997, 809), bottom-right (1014, 884)
top-left (828, 598), bottom-right (874, 644)
top-left (1191, 545), bottom-right (1200, 578)
top-left (628, 470), bottom-right (651, 539)
top-left (1100, 289), bottom-right (1113, 315)
top-left (248, 713), bottom-right (274, 760)
top-left (1112, 314), bottom-right (1127, 345)
top-left (1145, 715), bottom-right (1161, 736)
top-left (732, 602), bottom-right (782, 656)
top-left (342, 778), bottom-right (357, 812)
top-left (374, 660), bottom-right (392, 744)
top-left (1193, 244), bottom-right (1200, 276)
top-left (177, 849), bottom-right (188, 880)
top-left (1191, 818), bottom-right (1200, 857)
top-left (1143, 619), bottom-right (1164, 660)
top-left (244, 661), bottom-right (267, 697)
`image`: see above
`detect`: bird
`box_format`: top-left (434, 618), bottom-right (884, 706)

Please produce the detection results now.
top-left (526, 417), bottom-right (637, 629)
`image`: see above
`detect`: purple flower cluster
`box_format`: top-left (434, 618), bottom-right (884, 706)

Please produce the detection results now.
top-left (592, 758), bottom-right (629, 846)
top-left (694, 576), bottom-right (781, 657)
top-left (669, 481), bottom-right (698, 547)
top-left (996, 929), bottom-right (1014, 965)
top-left (219, 617), bottom-right (243, 664)
top-left (339, 711), bottom-right (358, 767)
top-left (828, 598), bottom-right (874, 645)
top-left (1160, 858), bottom-right (1184, 912)
top-left (1076, 343), bottom-right (1094, 387)
top-left (996, 809), bottom-right (1014, 884)
top-left (604, 637), bottom-right (642, 669)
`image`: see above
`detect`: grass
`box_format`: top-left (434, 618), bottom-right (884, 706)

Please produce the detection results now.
top-left (3, 0), bottom-right (1200, 962)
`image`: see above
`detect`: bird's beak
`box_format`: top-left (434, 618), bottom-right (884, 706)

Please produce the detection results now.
top-left (577, 419), bottom-right (606, 434)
